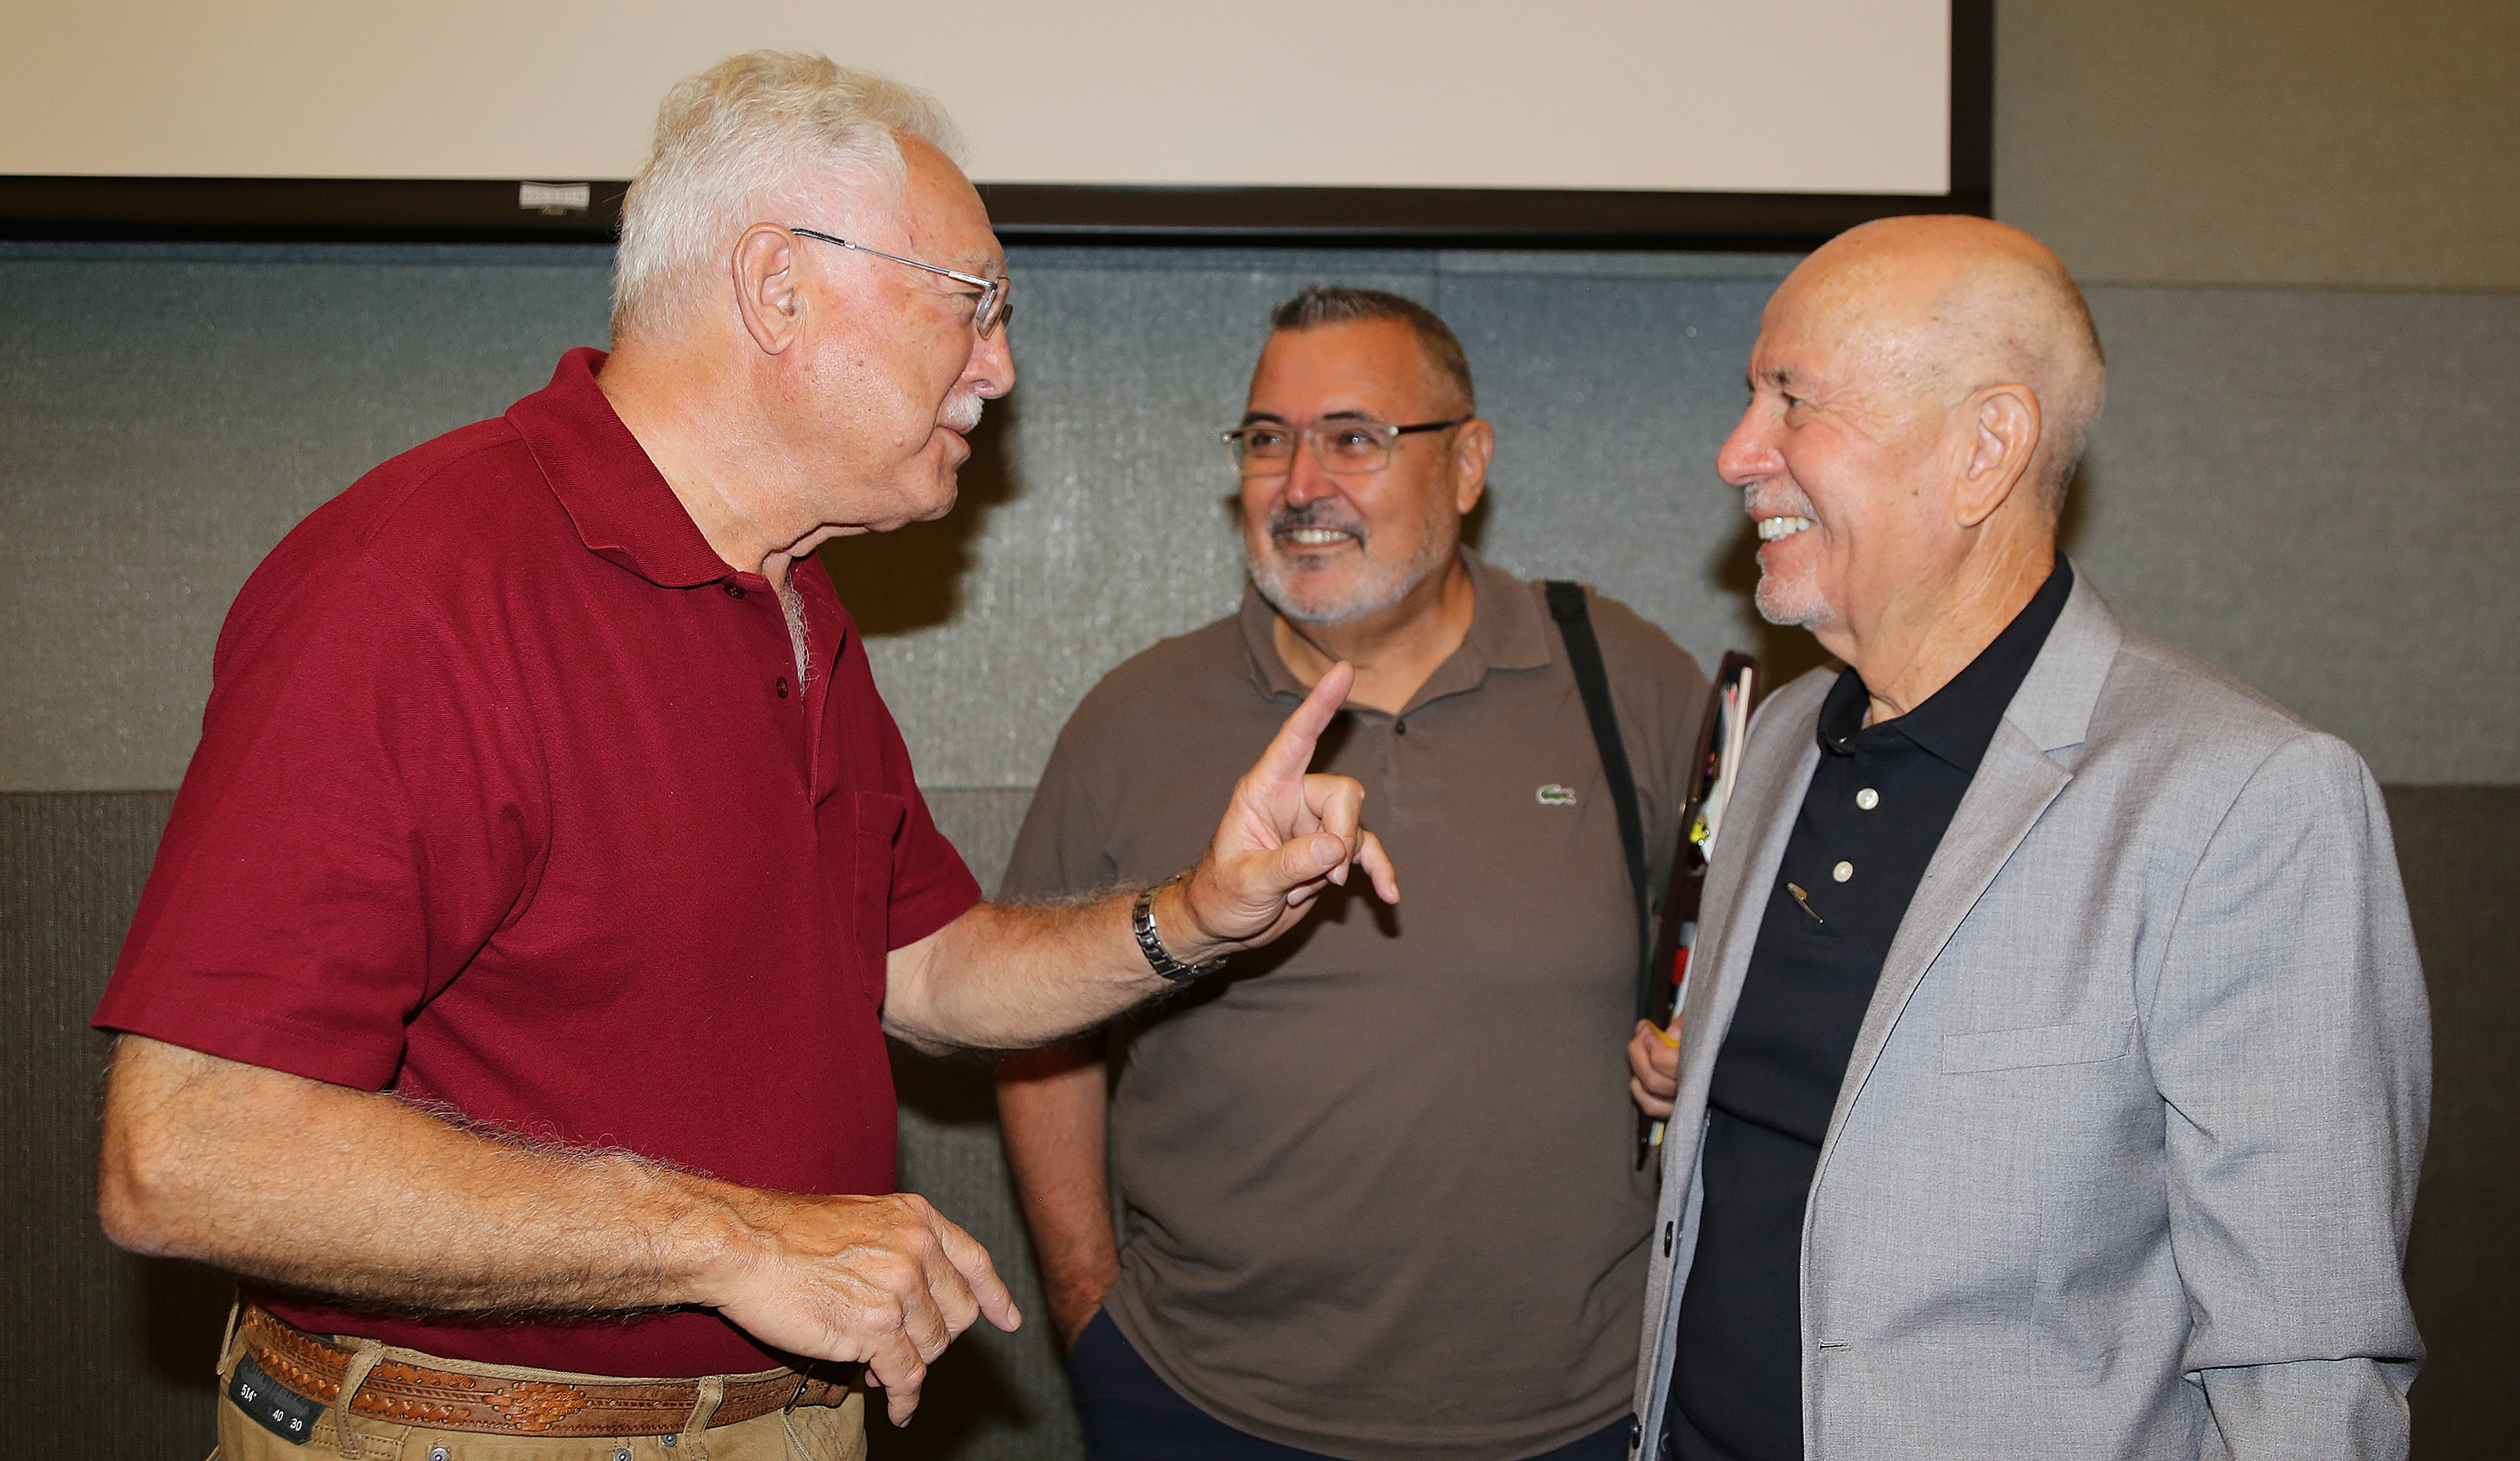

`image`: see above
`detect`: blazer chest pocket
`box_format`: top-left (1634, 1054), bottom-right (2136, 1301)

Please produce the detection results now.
top-left (1941, 1017), bottom-right (2133, 1074)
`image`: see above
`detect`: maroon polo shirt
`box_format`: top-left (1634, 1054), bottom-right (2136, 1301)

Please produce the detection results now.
top-left (96, 348), bottom-right (981, 1378)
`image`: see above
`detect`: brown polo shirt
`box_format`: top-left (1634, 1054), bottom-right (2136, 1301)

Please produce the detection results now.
top-left (1001, 550), bottom-right (1707, 1460)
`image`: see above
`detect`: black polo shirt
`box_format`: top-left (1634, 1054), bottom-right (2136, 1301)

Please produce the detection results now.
top-left (1664, 560), bottom-right (2073, 1461)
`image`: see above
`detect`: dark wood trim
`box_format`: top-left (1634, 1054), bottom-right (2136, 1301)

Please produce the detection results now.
top-left (1950, 0), bottom-right (1996, 202)
top-left (978, 184), bottom-right (1987, 250)
top-left (1, 4), bottom-right (1993, 248)
top-left (0, 176), bottom-right (628, 244)
top-left (0, 175), bottom-right (1987, 250)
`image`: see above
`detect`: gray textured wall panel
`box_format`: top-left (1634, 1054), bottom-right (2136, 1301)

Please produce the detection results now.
top-left (2066, 288), bottom-right (2520, 783)
top-left (2, 792), bottom-right (222, 1458)
top-left (0, 244), bottom-right (613, 789)
top-left (4, 244), bottom-right (2515, 791)
top-left (2389, 787), bottom-right (2520, 1461)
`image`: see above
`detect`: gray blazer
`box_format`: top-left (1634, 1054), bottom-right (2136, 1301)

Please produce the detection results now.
top-left (1631, 570), bottom-right (2429, 1459)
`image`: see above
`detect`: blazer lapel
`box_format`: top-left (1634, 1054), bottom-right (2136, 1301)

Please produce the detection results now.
top-left (1669, 670), bottom-right (1829, 1128)
top-left (1816, 570), bottom-right (2125, 1151)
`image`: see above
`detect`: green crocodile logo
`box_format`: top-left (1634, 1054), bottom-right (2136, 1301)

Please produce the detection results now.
top-left (1536, 784), bottom-right (1577, 806)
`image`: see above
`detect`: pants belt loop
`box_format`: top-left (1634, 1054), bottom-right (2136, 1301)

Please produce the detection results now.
top-left (217, 1295), bottom-right (244, 1380)
top-left (332, 1339), bottom-right (388, 1461)
top-left (679, 1373), bottom-right (727, 1460)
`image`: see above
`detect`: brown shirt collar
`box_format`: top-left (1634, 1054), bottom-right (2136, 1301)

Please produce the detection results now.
top-left (1236, 548), bottom-right (1556, 713)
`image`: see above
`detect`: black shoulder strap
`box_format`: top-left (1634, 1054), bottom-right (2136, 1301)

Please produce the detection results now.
top-left (1544, 581), bottom-right (1652, 1015)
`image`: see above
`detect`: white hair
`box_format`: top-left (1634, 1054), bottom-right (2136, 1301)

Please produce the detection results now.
top-left (611, 50), bottom-right (963, 339)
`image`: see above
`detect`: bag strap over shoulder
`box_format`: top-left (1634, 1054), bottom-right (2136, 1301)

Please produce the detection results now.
top-left (1544, 580), bottom-right (1653, 1019)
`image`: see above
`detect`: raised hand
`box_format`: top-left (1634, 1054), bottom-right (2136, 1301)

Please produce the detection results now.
top-left (1164, 662), bottom-right (1399, 957)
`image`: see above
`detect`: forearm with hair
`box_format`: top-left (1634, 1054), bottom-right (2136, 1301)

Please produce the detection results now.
top-left (884, 891), bottom-right (1178, 1054)
top-left (100, 1035), bottom-right (747, 1317)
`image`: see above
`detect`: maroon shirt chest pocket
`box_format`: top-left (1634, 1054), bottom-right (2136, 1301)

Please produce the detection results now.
top-left (824, 790), bottom-right (907, 1006)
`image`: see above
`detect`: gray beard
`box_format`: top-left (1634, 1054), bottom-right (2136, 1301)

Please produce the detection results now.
top-left (1754, 574), bottom-right (1835, 629)
top-left (1248, 530), bottom-right (1455, 626)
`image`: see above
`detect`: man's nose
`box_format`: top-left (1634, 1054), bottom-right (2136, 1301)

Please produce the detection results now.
top-left (1715, 401), bottom-right (1773, 486)
top-left (967, 322), bottom-right (1016, 399)
top-left (1283, 435), bottom-right (1341, 505)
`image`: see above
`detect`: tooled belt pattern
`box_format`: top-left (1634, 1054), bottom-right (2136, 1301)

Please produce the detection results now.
top-left (242, 1310), bottom-right (813, 1437)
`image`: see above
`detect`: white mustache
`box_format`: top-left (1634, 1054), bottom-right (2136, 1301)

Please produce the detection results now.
top-left (1742, 483), bottom-right (1816, 520)
top-left (942, 394), bottom-right (984, 434)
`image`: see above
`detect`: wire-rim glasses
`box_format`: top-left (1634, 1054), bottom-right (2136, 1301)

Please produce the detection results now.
top-left (788, 226), bottom-right (1012, 337)
top-left (1220, 417), bottom-right (1467, 476)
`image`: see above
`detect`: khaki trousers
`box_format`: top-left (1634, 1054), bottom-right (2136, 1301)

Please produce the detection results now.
top-left (213, 1312), bottom-right (867, 1461)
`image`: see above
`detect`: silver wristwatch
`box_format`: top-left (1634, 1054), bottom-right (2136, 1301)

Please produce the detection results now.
top-left (1131, 874), bottom-right (1226, 982)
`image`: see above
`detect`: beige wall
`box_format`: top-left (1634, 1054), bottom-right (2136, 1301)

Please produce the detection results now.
top-left (0, 0), bottom-right (1949, 194)
top-left (1997, 0), bottom-right (2520, 288)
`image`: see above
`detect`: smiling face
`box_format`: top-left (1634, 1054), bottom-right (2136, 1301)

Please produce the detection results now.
top-left (1238, 318), bottom-right (1483, 625)
top-left (1719, 262), bottom-right (1962, 649)
top-left (787, 134), bottom-right (1013, 535)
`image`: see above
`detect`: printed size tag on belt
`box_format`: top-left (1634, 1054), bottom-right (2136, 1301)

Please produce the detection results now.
top-left (228, 1354), bottom-right (321, 1445)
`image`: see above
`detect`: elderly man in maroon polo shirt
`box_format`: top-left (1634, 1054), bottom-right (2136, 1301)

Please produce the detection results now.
top-left (90, 52), bottom-right (1394, 1461)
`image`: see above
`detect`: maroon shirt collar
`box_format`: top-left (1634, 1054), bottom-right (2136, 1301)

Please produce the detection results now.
top-left (505, 347), bottom-right (738, 589)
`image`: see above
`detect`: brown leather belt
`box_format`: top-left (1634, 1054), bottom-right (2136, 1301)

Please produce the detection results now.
top-left (238, 1305), bottom-right (853, 1437)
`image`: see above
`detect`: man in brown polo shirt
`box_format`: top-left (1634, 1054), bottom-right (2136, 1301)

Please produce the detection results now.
top-left (996, 287), bottom-right (1709, 1461)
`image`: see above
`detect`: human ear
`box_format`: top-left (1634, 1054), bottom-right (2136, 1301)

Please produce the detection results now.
top-left (731, 224), bottom-right (803, 356)
top-left (1452, 418), bottom-right (1495, 515)
top-left (1953, 384), bottom-right (2040, 528)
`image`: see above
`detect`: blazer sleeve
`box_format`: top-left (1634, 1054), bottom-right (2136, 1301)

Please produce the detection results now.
top-left (2144, 731), bottom-right (2430, 1460)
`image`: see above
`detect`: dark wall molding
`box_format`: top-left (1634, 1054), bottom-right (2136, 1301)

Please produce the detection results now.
top-left (0, 176), bottom-right (1990, 251)
top-left (977, 184), bottom-right (1988, 250)
top-left (0, 176), bottom-right (633, 244)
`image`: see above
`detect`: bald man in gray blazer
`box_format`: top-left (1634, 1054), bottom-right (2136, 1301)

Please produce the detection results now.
top-left (1625, 217), bottom-right (2428, 1460)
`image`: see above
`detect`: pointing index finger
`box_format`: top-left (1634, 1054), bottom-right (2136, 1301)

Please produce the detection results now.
top-left (1252, 661), bottom-right (1355, 785)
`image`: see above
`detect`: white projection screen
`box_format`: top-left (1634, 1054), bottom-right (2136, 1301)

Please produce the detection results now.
top-left (0, 0), bottom-right (1989, 244)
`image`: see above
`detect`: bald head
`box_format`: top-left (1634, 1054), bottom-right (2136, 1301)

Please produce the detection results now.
top-left (1782, 215), bottom-right (2104, 507)
top-left (1721, 216), bottom-right (2103, 698)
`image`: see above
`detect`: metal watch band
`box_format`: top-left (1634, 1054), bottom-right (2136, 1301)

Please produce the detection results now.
top-left (1131, 875), bottom-right (1226, 982)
